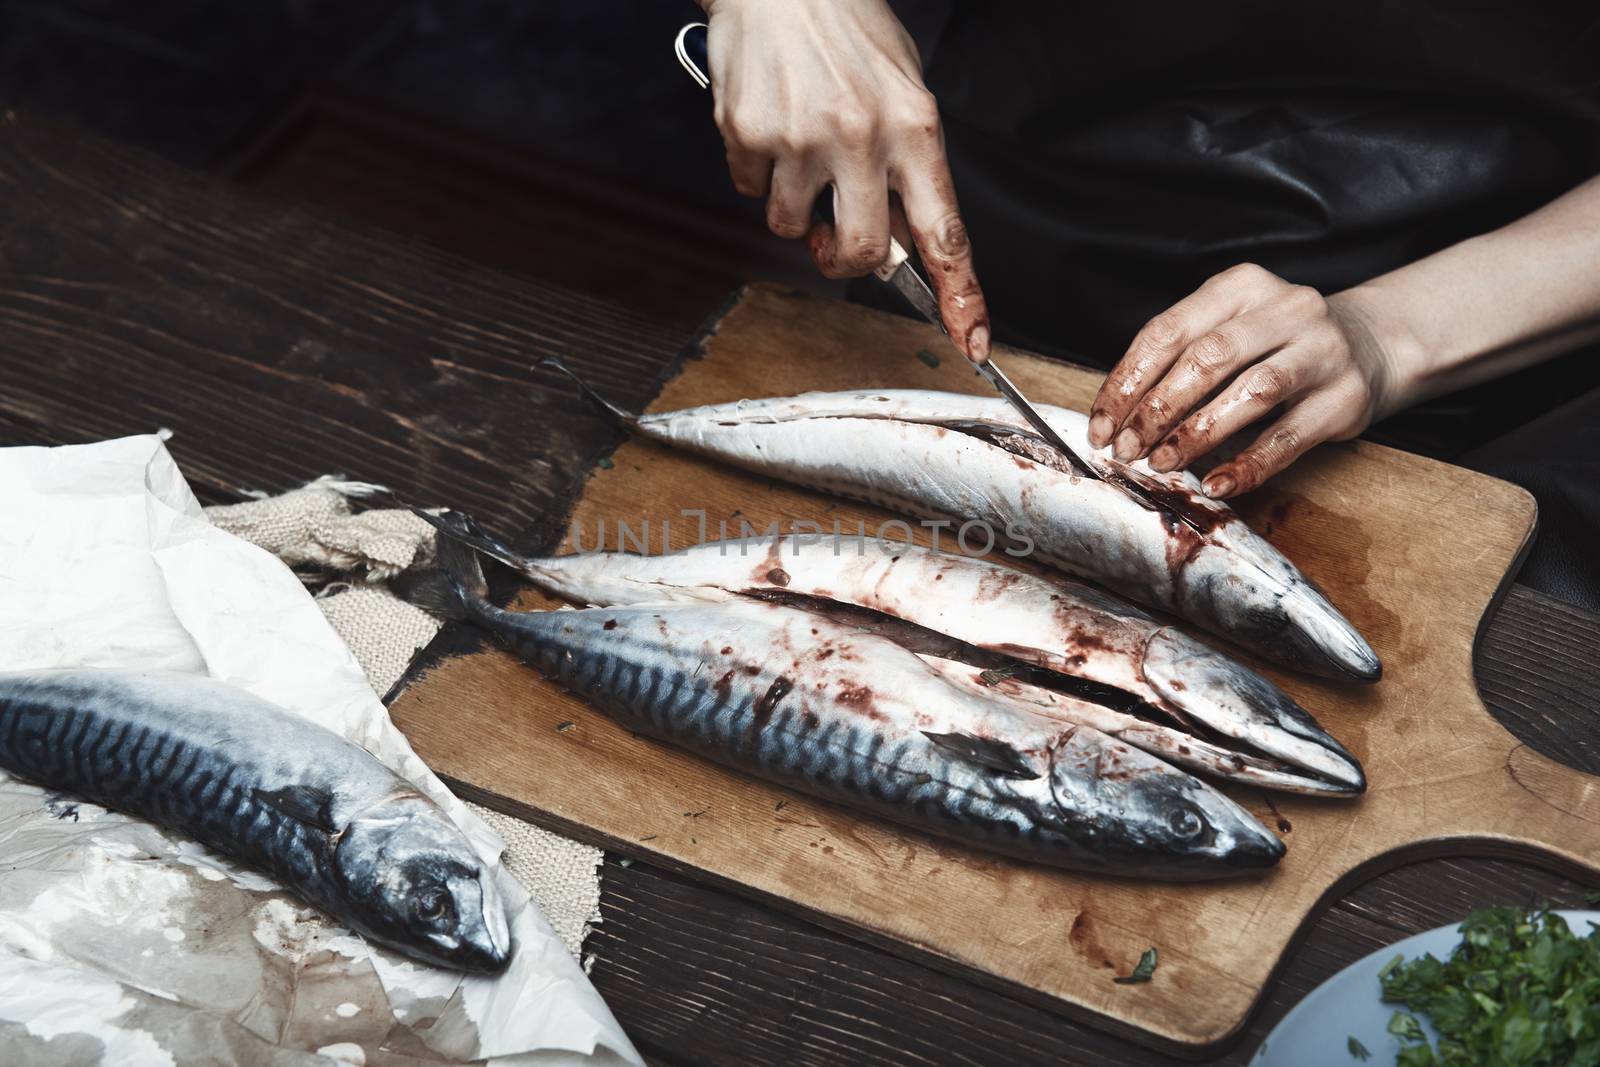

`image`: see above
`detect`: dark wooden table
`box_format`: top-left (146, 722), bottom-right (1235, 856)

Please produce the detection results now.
top-left (3, 112), bottom-right (1597, 1067)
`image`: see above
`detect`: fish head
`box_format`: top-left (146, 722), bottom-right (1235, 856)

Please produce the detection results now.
top-left (1142, 627), bottom-right (1366, 795)
top-left (1179, 539), bottom-right (1381, 682)
top-left (1044, 727), bottom-right (1285, 876)
top-left (335, 796), bottom-right (513, 974)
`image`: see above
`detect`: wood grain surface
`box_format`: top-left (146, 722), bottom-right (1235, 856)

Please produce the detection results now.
top-left (389, 284), bottom-right (1595, 1053)
top-left (0, 108), bottom-right (684, 534)
top-left (2, 110), bottom-right (1596, 1066)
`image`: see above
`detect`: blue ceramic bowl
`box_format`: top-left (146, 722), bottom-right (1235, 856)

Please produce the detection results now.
top-left (1250, 909), bottom-right (1600, 1065)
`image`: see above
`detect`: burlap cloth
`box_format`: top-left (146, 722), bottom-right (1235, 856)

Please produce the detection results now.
top-left (205, 479), bottom-right (604, 959)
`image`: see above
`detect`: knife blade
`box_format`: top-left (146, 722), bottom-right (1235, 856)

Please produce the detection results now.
top-left (869, 238), bottom-right (1101, 478)
top-left (868, 227), bottom-right (1225, 535)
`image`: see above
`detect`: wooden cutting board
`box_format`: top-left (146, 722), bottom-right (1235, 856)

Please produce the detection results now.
top-left (390, 284), bottom-right (1598, 1055)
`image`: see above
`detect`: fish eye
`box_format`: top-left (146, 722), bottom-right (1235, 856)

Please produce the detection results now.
top-left (1167, 804), bottom-right (1206, 840)
top-left (413, 888), bottom-right (453, 925)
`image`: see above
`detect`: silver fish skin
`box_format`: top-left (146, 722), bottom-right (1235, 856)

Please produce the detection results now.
top-left (0, 669), bottom-right (512, 974)
top-left (920, 656), bottom-right (1346, 795)
top-left (414, 517), bottom-right (1362, 796)
top-left (409, 546), bottom-right (1283, 879)
top-left (621, 389), bottom-right (1379, 683)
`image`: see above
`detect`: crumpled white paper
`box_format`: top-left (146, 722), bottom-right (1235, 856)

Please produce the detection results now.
top-left (0, 436), bottom-right (642, 1067)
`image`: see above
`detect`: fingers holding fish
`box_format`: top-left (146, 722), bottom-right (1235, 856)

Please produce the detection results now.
top-left (1118, 297), bottom-right (1326, 465)
top-left (1153, 346), bottom-right (1380, 498)
top-left (1094, 265), bottom-right (1398, 496)
top-left (1198, 405), bottom-right (1318, 499)
top-left (1098, 270), bottom-right (1314, 459)
top-left (1089, 264), bottom-right (1279, 448)
top-left (1143, 353), bottom-right (1307, 481)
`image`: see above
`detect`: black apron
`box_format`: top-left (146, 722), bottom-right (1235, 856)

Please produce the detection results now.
top-left (925, 0), bottom-right (1600, 365)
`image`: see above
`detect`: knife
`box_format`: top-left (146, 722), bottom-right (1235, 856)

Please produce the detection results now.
top-left (672, 22), bottom-right (1101, 481)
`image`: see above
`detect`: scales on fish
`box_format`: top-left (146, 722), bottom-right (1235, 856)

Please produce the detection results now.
top-left (0, 670), bottom-right (513, 973)
top-left (404, 532), bottom-right (1286, 879)
top-left (413, 513), bottom-right (1363, 797)
top-left (540, 361), bottom-right (1381, 684)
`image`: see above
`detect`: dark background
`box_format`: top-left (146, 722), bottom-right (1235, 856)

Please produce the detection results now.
top-left (0, 0), bottom-right (951, 184)
top-left (0, 1), bottom-right (730, 190)
top-left (0, 0), bottom-right (943, 324)
top-left (0, 0), bottom-right (844, 328)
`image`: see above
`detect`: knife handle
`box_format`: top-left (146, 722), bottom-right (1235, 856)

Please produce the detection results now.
top-left (674, 22), bottom-right (710, 88)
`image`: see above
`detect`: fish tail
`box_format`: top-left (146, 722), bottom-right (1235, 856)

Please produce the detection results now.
top-left (399, 522), bottom-right (490, 622)
top-left (411, 508), bottom-right (529, 573)
top-left (537, 358), bottom-right (636, 426)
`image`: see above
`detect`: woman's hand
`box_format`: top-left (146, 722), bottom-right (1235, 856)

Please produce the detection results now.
top-left (1088, 174), bottom-right (1600, 498)
top-left (702, 0), bottom-right (991, 361)
top-left (1086, 265), bottom-right (1401, 498)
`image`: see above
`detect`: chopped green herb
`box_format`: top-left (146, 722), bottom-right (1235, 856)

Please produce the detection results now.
top-left (1114, 947), bottom-right (1158, 985)
top-left (1387, 1012), bottom-right (1426, 1044)
top-left (914, 772), bottom-right (933, 785)
top-left (597, 456), bottom-right (614, 470)
top-left (977, 664), bottom-right (1018, 686)
top-left (1348, 1035), bottom-right (1371, 1061)
top-left (554, 721), bottom-right (576, 733)
top-left (1378, 906), bottom-right (1600, 1065)
top-left (1585, 890), bottom-right (1600, 907)
top-left (915, 348), bottom-right (941, 369)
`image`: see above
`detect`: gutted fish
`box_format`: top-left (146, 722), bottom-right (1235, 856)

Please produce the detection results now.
top-left (548, 364), bottom-right (1378, 682)
top-left (406, 533), bottom-right (1284, 879)
top-left (0, 670), bottom-right (513, 973)
top-left (921, 657), bottom-right (1350, 795)
top-left (414, 514), bottom-right (1363, 796)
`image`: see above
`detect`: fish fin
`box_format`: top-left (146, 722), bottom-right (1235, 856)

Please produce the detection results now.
top-left (921, 731), bottom-right (1041, 780)
top-left (254, 785), bottom-right (339, 834)
top-left (410, 508), bottom-right (527, 573)
top-left (394, 521), bottom-right (489, 621)
top-left (537, 358), bottom-right (636, 426)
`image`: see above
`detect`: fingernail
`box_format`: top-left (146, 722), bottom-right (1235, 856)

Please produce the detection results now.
top-left (1203, 474), bottom-right (1235, 498)
top-left (1113, 428), bottom-right (1141, 461)
top-left (1088, 413), bottom-right (1114, 447)
top-left (967, 323), bottom-right (991, 363)
top-left (1149, 444), bottom-right (1178, 471)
